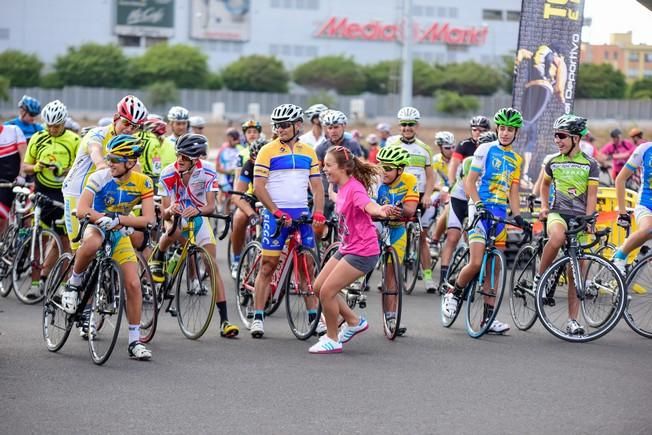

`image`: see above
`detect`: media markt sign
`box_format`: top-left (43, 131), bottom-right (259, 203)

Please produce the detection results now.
top-left (115, 0), bottom-right (175, 37)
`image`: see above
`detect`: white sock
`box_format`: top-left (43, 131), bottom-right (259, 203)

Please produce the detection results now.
top-left (70, 271), bottom-right (83, 286)
top-left (128, 324), bottom-right (140, 344)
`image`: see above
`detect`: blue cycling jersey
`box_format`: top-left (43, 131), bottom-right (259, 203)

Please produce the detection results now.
top-left (4, 117), bottom-right (43, 140)
top-left (625, 141), bottom-right (652, 209)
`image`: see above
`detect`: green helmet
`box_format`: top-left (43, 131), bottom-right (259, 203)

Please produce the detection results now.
top-left (553, 114), bottom-right (588, 136)
top-left (377, 146), bottom-right (410, 167)
top-left (494, 107), bottom-right (523, 128)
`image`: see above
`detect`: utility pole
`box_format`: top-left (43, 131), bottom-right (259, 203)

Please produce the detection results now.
top-left (400, 0), bottom-right (413, 107)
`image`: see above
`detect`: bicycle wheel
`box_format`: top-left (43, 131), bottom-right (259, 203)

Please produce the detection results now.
top-left (13, 229), bottom-right (63, 305)
top-left (466, 248), bottom-right (507, 338)
top-left (381, 246), bottom-right (403, 340)
top-left (136, 252), bottom-right (158, 344)
top-left (594, 242), bottom-right (616, 259)
top-left (0, 225), bottom-right (18, 297)
top-left (623, 255), bottom-right (652, 338)
top-left (227, 237), bottom-right (233, 269)
top-left (536, 254), bottom-right (625, 343)
top-left (88, 260), bottom-right (125, 365)
top-left (175, 246), bottom-right (216, 339)
top-left (285, 248), bottom-right (321, 340)
top-left (235, 241), bottom-right (261, 329)
top-left (509, 243), bottom-right (539, 331)
top-left (403, 224), bottom-right (421, 294)
top-left (42, 253), bottom-right (74, 352)
top-left (441, 246), bottom-right (468, 328)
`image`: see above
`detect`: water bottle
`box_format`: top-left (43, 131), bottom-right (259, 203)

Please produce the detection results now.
top-left (166, 248), bottom-right (181, 274)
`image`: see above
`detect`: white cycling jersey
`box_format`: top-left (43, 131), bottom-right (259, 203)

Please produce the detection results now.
top-left (386, 135), bottom-right (433, 193)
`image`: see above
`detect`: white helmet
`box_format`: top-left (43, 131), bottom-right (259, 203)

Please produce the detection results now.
top-left (41, 100), bottom-right (68, 125)
top-left (397, 106), bottom-right (421, 122)
top-left (167, 106), bottom-right (189, 122)
top-left (189, 116), bottom-right (206, 128)
top-left (321, 110), bottom-right (348, 126)
top-left (305, 104), bottom-right (328, 120)
top-left (270, 104), bottom-right (303, 123)
top-left (98, 117), bottom-right (113, 127)
top-left (435, 131), bottom-right (455, 147)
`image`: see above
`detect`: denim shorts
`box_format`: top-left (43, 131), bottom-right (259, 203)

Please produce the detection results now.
top-left (334, 250), bottom-right (379, 274)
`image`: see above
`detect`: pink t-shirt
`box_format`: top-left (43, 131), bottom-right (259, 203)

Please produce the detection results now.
top-left (601, 139), bottom-right (635, 178)
top-left (336, 177), bottom-right (380, 257)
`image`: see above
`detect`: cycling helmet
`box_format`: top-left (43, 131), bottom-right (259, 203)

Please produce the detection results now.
top-left (494, 107), bottom-right (523, 128)
top-left (304, 104), bottom-right (328, 121)
top-left (241, 119), bottom-right (262, 133)
top-left (249, 137), bottom-right (268, 160)
top-left (271, 104), bottom-right (303, 124)
top-left (167, 106), bottom-right (189, 122)
top-left (377, 146), bottom-right (410, 167)
top-left (478, 131), bottom-right (498, 144)
top-left (117, 95), bottom-right (148, 125)
top-left (397, 106), bottom-right (421, 122)
top-left (366, 133), bottom-right (379, 145)
top-left (65, 118), bottom-right (80, 133)
top-left (376, 123), bottom-right (391, 133)
top-left (144, 117), bottom-right (167, 136)
top-left (553, 114), bottom-right (588, 136)
top-left (226, 127), bottom-right (240, 139)
top-left (189, 116), bottom-right (206, 128)
top-left (175, 133), bottom-right (208, 159)
top-left (321, 110), bottom-right (348, 126)
top-left (107, 134), bottom-right (143, 159)
top-left (41, 100), bottom-right (68, 126)
top-left (98, 117), bottom-right (113, 127)
top-left (470, 115), bottom-right (490, 130)
top-left (435, 131), bottom-right (455, 147)
top-left (18, 95), bottom-right (41, 116)
top-left (80, 126), bottom-right (94, 138)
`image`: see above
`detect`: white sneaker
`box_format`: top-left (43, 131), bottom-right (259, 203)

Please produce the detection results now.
top-left (566, 319), bottom-right (585, 335)
top-left (316, 317), bottom-right (327, 336)
top-left (250, 319), bottom-right (264, 338)
top-left (230, 261), bottom-right (239, 280)
top-left (309, 336), bottom-right (342, 354)
top-left (337, 317), bottom-right (368, 343)
top-left (613, 258), bottom-right (627, 276)
top-left (488, 319), bottom-right (510, 334)
top-left (61, 284), bottom-right (80, 314)
top-left (442, 293), bottom-right (459, 319)
top-left (128, 341), bottom-right (152, 361)
top-left (425, 277), bottom-right (437, 293)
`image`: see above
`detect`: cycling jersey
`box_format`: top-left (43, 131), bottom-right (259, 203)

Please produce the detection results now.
top-left (62, 125), bottom-right (116, 197)
top-left (161, 136), bottom-right (178, 167)
top-left (376, 172), bottom-right (419, 213)
top-left (385, 136), bottom-right (433, 193)
top-left (450, 156), bottom-right (473, 201)
top-left (25, 129), bottom-right (79, 189)
top-left (625, 141), bottom-right (652, 209)
top-left (0, 125), bottom-right (26, 217)
top-left (159, 160), bottom-right (219, 209)
top-left (579, 141), bottom-right (595, 158)
top-left (470, 141), bottom-right (522, 207)
top-left (452, 137), bottom-right (477, 162)
top-left (86, 168), bottom-right (154, 215)
top-left (4, 117), bottom-right (43, 140)
top-left (216, 144), bottom-right (241, 188)
top-left (544, 151), bottom-right (599, 216)
top-left (137, 131), bottom-right (165, 180)
top-left (299, 130), bottom-right (324, 149)
top-left (239, 158), bottom-right (255, 195)
top-left (237, 145), bottom-right (250, 169)
top-left (253, 139), bottom-right (320, 209)
top-left (432, 153), bottom-right (450, 188)
top-left (0, 124), bottom-right (26, 160)
top-left (314, 137), bottom-right (364, 162)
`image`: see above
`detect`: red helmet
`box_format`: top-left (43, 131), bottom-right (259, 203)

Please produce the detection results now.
top-left (116, 95), bottom-right (148, 125)
top-left (144, 117), bottom-right (167, 136)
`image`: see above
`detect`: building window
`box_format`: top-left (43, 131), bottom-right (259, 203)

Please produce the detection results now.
top-left (145, 37), bottom-right (167, 48)
top-left (628, 69), bottom-right (639, 78)
top-left (629, 52), bottom-right (640, 61)
top-left (613, 51), bottom-right (618, 60)
top-left (644, 70), bottom-right (652, 77)
top-left (645, 53), bottom-right (652, 63)
top-left (270, 0), bottom-right (280, 7)
top-left (0, 28), bottom-right (8, 40)
top-left (438, 7), bottom-right (446, 17)
top-left (604, 52), bottom-right (609, 60)
top-left (413, 5), bottom-right (423, 15)
top-left (482, 9), bottom-right (503, 20)
top-left (118, 35), bottom-right (140, 47)
top-left (449, 7), bottom-right (458, 18)
top-left (507, 11), bottom-right (520, 21)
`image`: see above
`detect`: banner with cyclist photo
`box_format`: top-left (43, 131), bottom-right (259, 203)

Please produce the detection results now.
top-left (512, 0), bottom-right (585, 185)
top-left (190, 0), bottom-right (251, 41)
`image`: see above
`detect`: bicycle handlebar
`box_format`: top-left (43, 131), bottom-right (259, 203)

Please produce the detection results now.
top-left (270, 214), bottom-right (313, 239)
top-left (168, 212), bottom-right (231, 240)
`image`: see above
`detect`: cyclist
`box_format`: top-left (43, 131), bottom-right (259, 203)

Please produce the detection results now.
top-left (5, 95), bottom-right (43, 141)
top-left (60, 135), bottom-right (155, 360)
top-left (629, 128), bottom-right (645, 146)
top-left (62, 95), bottom-right (148, 251)
top-left (375, 146), bottom-right (419, 334)
top-left (149, 133), bottom-right (240, 338)
top-left (166, 106), bottom-right (190, 143)
top-left (230, 137), bottom-right (267, 279)
top-left (138, 116), bottom-right (175, 186)
top-left (376, 123), bottom-right (391, 148)
top-left (536, 114), bottom-right (599, 335)
top-left (299, 104), bottom-right (328, 148)
top-left (0, 122), bottom-right (27, 233)
top-left (236, 119), bottom-right (262, 171)
top-left (442, 108), bottom-right (528, 334)
top-left (366, 133), bottom-right (380, 164)
top-left (22, 100), bottom-right (79, 297)
top-left (386, 106), bottom-right (436, 292)
top-left (189, 116), bottom-right (206, 134)
top-left (613, 134), bottom-right (652, 275)
top-left (251, 103), bottom-right (325, 339)
top-left (599, 129), bottom-right (635, 181)
top-left (310, 146), bottom-right (400, 354)
top-left (216, 128), bottom-right (243, 209)
top-left (64, 118), bottom-right (81, 136)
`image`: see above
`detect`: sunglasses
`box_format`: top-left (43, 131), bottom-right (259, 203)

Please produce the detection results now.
top-left (382, 165), bottom-right (398, 172)
top-left (105, 154), bottom-right (129, 164)
top-left (471, 127), bottom-right (487, 133)
top-left (333, 145), bottom-right (351, 161)
top-left (273, 121), bottom-right (293, 130)
top-left (176, 154), bottom-right (193, 162)
top-left (441, 146), bottom-right (454, 150)
top-left (554, 132), bottom-right (572, 140)
top-left (400, 122), bottom-right (417, 127)
top-left (119, 117), bottom-right (142, 130)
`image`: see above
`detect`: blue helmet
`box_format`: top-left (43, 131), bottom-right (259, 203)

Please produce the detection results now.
top-left (18, 95), bottom-right (42, 116)
top-left (107, 134), bottom-right (143, 159)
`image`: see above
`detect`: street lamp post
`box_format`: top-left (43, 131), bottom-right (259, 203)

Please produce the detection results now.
top-left (400, 0), bottom-right (413, 108)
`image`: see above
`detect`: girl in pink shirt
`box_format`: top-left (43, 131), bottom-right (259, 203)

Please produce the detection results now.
top-left (309, 146), bottom-right (399, 354)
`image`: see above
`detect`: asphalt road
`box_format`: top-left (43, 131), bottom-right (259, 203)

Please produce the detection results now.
top-left (1, 250), bottom-right (651, 435)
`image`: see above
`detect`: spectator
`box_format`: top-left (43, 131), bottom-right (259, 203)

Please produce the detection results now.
top-left (189, 116), bottom-right (206, 134)
top-left (376, 123), bottom-right (391, 148)
top-left (629, 128), bottom-right (645, 146)
top-left (599, 128), bottom-right (635, 180)
top-left (366, 133), bottom-right (380, 164)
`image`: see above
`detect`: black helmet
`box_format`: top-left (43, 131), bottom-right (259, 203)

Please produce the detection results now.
top-left (470, 115), bottom-right (490, 130)
top-left (478, 131), bottom-right (498, 144)
top-left (553, 114), bottom-right (588, 136)
top-left (249, 138), bottom-right (268, 160)
top-left (175, 133), bottom-right (208, 158)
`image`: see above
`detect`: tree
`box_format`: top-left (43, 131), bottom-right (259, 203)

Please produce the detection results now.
top-left (501, 54), bottom-right (516, 94)
top-left (576, 63), bottom-right (626, 99)
top-left (205, 72), bottom-right (223, 90)
top-left (129, 44), bottom-right (208, 89)
top-left (146, 80), bottom-right (179, 108)
top-left (222, 55), bottom-right (289, 93)
top-left (40, 72), bottom-right (64, 89)
top-left (0, 50), bottom-right (42, 87)
top-left (0, 76), bottom-right (9, 102)
top-left (364, 59), bottom-right (441, 96)
top-left (54, 43), bottom-right (129, 88)
top-left (629, 77), bottom-right (652, 99)
top-left (435, 90), bottom-right (479, 114)
top-left (294, 56), bottom-right (366, 95)
top-left (435, 61), bottom-right (503, 95)
top-left (307, 90), bottom-right (336, 108)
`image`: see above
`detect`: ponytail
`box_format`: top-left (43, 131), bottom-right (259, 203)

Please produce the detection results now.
top-left (326, 146), bottom-right (382, 194)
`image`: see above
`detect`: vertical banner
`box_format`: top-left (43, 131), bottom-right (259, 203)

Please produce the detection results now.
top-left (115, 0), bottom-right (175, 37)
top-left (512, 0), bottom-right (585, 184)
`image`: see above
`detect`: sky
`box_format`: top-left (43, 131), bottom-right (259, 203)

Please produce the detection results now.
top-left (583, 0), bottom-right (652, 45)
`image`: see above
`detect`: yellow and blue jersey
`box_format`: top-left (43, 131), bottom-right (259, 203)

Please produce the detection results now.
top-left (470, 141), bottom-right (522, 207)
top-left (85, 168), bottom-right (154, 215)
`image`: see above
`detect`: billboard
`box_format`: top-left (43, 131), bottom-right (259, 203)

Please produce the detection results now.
top-left (512, 0), bottom-right (585, 183)
top-left (190, 0), bottom-right (251, 41)
top-left (115, 0), bottom-right (175, 37)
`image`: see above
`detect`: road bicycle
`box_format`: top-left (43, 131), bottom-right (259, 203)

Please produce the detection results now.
top-left (0, 180), bottom-right (32, 297)
top-left (226, 190), bottom-right (262, 271)
top-left (402, 209), bottom-right (422, 294)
